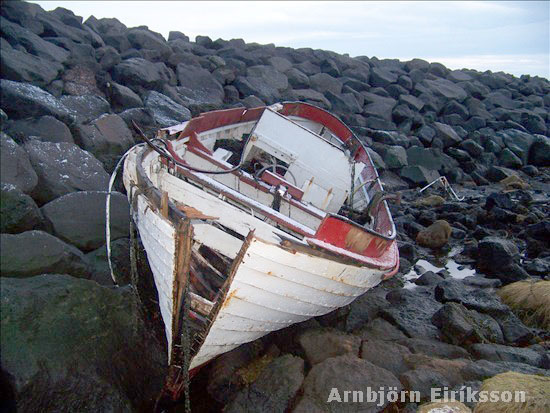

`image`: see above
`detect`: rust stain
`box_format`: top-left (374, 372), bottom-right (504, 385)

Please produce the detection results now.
top-left (221, 289), bottom-right (238, 310)
top-left (267, 271), bottom-right (274, 276)
top-left (345, 226), bottom-right (372, 253)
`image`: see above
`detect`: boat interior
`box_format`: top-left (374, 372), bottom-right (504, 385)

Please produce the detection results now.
top-left (155, 103), bottom-right (398, 247)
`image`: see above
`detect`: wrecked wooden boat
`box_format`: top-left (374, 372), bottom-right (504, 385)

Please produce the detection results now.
top-left (122, 101), bottom-right (399, 399)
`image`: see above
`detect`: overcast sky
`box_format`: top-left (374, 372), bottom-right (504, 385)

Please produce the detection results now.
top-left (33, 1), bottom-right (549, 79)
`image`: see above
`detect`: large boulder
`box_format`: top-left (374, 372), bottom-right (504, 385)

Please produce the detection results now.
top-left (0, 231), bottom-right (91, 278)
top-left (41, 191), bottom-right (130, 252)
top-left (528, 135), bottom-right (550, 167)
top-left (24, 140), bottom-right (109, 205)
top-left (143, 91), bottom-right (191, 128)
top-left (233, 65), bottom-right (288, 103)
top-left (59, 95), bottom-right (111, 124)
top-left (0, 133), bottom-right (38, 194)
top-left (400, 165), bottom-right (440, 186)
top-left (0, 80), bottom-right (73, 122)
top-left (363, 92), bottom-right (397, 121)
top-left (107, 81), bottom-right (143, 112)
top-left (432, 122), bottom-right (462, 148)
top-left (298, 328), bottom-right (361, 365)
top-left (0, 46), bottom-right (63, 87)
top-left (127, 27), bottom-right (171, 59)
top-left (224, 355), bottom-right (304, 413)
top-left (294, 355), bottom-right (402, 412)
top-left (73, 113), bottom-right (135, 172)
top-left (382, 145), bottom-right (408, 169)
top-left (309, 73), bottom-right (343, 96)
top-left (0, 183), bottom-right (44, 234)
top-left (422, 78), bottom-right (468, 102)
top-left (5, 115), bottom-right (74, 144)
top-left (0, 274), bottom-right (166, 411)
top-left (175, 63), bottom-right (224, 106)
top-left (112, 58), bottom-right (170, 91)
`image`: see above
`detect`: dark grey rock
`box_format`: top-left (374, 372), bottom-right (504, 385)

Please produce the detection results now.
top-left (107, 81), bottom-right (143, 112)
top-left (345, 288), bottom-right (390, 332)
top-left (396, 338), bottom-right (469, 360)
top-left (432, 302), bottom-right (504, 345)
top-left (528, 135), bottom-right (550, 167)
top-left (41, 191), bottom-right (129, 252)
top-left (0, 133), bottom-right (38, 194)
top-left (290, 89), bottom-right (331, 110)
top-left (433, 122), bottom-right (461, 148)
top-left (399, 368), bottom-right (450, 401)
top-left (0, 231), bottom-right (91, 278)
top-left (0, 183), bottom-right (44, 234)
top-left (400, 165), bottom-right (440, 186)
top-left (309, 73), bottom-right (342, 96)
top-left (360, 339), bottom-right (411, 375)
top-left (299, 328), bottom-right (361, 365)
top-left (59, 95), bottom-right (111, 124)
top-left (461, 359), bottom-right (550, 381)
top-left (24, 140), bottom-right (109, 205)
top-left (112, 57), bottom-right (170, 90)
top-left (296, 355), bottom-right (402, 412)
top-left (382, 288), bottom-right (442, 340)
top-left (127, 27), bottom-right (171, 59)
top-left (6, 115), bottom-right (73, 144)
top-left (383, 145), bottom-right (408, 169)
top-left (73, 113), bottom-right (135, 172)
top-left (175, 63), bottom-right (224, 106)
top-left (0, 45), bottom-right (63, 88)
top-left (225, 354), bottom-right (304, 413)
top-left (469, 343), bottom-right (548, 368)
top-left (0, 80), bottom-right (72, 123)
top-left (423, 78), bottom-right (467, 101)
top-left (143, 91), bottom-right (191, 128)
top-left (370, 66), bottom-right (398, 87)
top-left (0, 274), bottom-right (165, 411)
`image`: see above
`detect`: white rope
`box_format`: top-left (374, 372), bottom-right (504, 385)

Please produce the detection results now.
top-left (106, 144), bottom-right (144, 286)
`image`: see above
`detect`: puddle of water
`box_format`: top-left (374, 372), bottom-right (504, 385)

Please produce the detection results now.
top-left (403, 248), bottom-right (476, 289)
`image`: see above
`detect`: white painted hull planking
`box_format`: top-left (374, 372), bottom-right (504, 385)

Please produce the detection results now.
top-left (124, 146), bottom-right (388, 369)
top-left (122, 102), bottom-right (399, 400)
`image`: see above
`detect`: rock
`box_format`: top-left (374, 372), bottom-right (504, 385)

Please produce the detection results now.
top-left (59, 95), bottom-right (111, 124)
top-left (175, 63), bottom-right (224, 107)
top-left (0, 46), bottom-right (63, 87)
top-left (461, 359), bottom-right (550, 381)
top-left (414, 270), bottom-right (445, 286)
top-left (423, 78), bottom-right (468, 102)
top-left (0, 183), bottom-right (44, 234)
top-left (41, 191), bottom-right (129, 252)
top-left (363, 92), bottom-right (397, 121)
top-left (528, 136), bottom-right (550, 167)
top-left (400, 368), bottom-right (451, 401)
top-left (495, 312), bottom-right (533, 346)
top-left (6, 115), bottom-right (73, 144)
top-left (107, 81), bottom-right (143, 112)
top-left (382, 288), bottom-right (442, 340)
top-left (325, 91), bottom-right (362, 114)
top-left (406, 146), bottom-right (445, 170)
top-left (0, 274), bottom-right (165, 411)
top-left (86, 237), bottom-right (132, 285)
top-left (485, 165), bottom-right (516, 182)
top-left (61, 65), bottom-right (102, 96)
top-left (298, 328), bottom-right (361, 365)
top-left (416, 220), bottom-right (452, 249)
top-left (432, 302), bottom-right (504, 345)
top-left (309, 73), bottom-right (342, 96)
top-left (382, 145), bottom-right (408, 169)
top-left (224, 355), bottom-right (304, 413)
top-left (143, 91), bottom-right (191, 128)
top-left (297, 355), bottom-right (402, 412)
top-left (0, 133), bottom-right (38, 194)
top-left (432, 122), bottom-right (461, 148)
top-left (360, 339), bottom-right (411, 375)
top-left (485, 192), bottom-right (513, 211)
top-left (24, 140), bottom-right (109, 205)
top-left (127, 27), bottom-right (171, 59)
top-left (112, 57), bottom-right (170, 91)
top-left (0, 80), bottom-right (72, 123)
top-left (476, 237), bottom-right (528, 283)
top-left (286, 68), bottom-right (310, 89)
top-left (73, 113), bottom-right (135, 172)
top-left (434, 278), bottom-right (510, 316)
top-left (370, 66), bottom-right (398, 87)
top-left (416, 195), bottom-right (445, 207)
top-left (418, 401), bottom-right (472, 413)
top-left (357, 317), bottom-right (408, 342)
top-left (0, 231), bottom-right (91, 278)
top-left (469, 343), bottom-right (548, 368)
top-left (345, 288), bottom-right (389, 332)
top-left (396, 338), bottom-right (469, 359)
top-left (290, 89), bottom-right (331, 110)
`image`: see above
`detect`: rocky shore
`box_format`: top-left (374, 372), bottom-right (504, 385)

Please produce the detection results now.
top-left (0, 1), bottom-right (549, 412)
